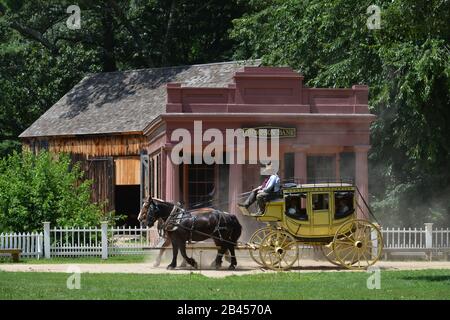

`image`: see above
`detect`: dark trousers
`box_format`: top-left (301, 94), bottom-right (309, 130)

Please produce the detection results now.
top-left (256, 191), bottom-right (271, 213)
top-left (242, 190), bottom-right (275, 213)
top-left (242, 190), bottom-right (258, 208)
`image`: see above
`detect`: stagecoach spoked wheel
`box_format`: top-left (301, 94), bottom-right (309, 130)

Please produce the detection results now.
top-left (332, 219), bottom-right (383, 270)
top-left (321, 244), bottom-right (341, 267)
top-left (248, 227), bottom-right (274, 266)
top-left (259, 230), bottom-right (299, 271)
top-left (322, 243), bottom-right (359, 267)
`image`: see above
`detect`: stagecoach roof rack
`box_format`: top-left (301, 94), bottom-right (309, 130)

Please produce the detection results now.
top-left (282, 178), bottom-right (355, 189)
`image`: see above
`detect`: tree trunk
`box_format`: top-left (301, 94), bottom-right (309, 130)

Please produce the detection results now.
top-left (101, 5), bottom-right (116, 72)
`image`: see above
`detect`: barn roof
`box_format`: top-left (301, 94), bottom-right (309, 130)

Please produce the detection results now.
top-left (19, 60), bottom-right (260, 138)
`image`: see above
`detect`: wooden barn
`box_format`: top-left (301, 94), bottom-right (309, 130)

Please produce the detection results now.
top-left (19, 61), bottom-right (256, 226)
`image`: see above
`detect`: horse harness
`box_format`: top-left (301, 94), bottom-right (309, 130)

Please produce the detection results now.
top-left (161, 205), bottom-right (238, 246)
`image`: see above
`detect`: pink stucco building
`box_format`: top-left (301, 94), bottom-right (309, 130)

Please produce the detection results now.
top-left (143, 65), bottom-right (374, 236)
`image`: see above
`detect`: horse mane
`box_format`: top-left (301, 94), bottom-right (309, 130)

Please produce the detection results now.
top-left (152, 198), bottom-right (175, 212)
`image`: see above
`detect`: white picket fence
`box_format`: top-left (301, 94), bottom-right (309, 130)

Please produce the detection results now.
top-left (1, 222), bottom-right (162, 259)
top-left (1, 222), bottom-right (449, 260)
top-left (382, 223), bottom-right (450, 249)
top-left (46, 223), bottom-right (162, 258)
top-left (0, 232), bottom-right (43, 258)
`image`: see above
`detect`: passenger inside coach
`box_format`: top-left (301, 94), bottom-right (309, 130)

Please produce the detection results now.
top-left (334, 192), bottom-right (354, 218)
top-left (285, 193), bottom-right (308, 221)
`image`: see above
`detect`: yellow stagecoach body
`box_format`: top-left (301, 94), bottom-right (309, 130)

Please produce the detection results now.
top-left (254, 183), bottom-right (356, 240)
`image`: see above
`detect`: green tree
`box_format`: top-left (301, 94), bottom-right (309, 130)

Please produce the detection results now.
top-left (0, 0), bottom-right (250, 157)
top-left (0, 151), bottom-right (104, 232)
top-left (231, 0), bottom-right (450, 226)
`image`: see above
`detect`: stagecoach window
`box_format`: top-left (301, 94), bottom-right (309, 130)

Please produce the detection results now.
top-left (334, 191), bottom-right (354, 218)
top-left (285, 193), bottom-right (308, 220)
top-left (312, 193), bottom-right (329, 211)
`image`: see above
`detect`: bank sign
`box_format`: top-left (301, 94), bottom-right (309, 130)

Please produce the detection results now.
top-left (242, 126), bottom-right (296, 138)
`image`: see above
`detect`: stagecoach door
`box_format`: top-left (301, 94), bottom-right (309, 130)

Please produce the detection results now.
top-left (310, 192), bottom-right (331, 235)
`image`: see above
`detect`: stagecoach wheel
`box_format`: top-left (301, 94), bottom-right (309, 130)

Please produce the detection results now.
top-left (333, 219), bottom-right (383, 270)
top-left (320, 244), bottom-right (341, 267)
top-left (248, 227), bottom-right (274, 266)
top-left (322, 243), bottom-right (359, 267)
top-left (259, 230), bottom-right (299, 271)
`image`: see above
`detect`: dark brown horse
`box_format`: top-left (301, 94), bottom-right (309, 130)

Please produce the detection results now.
top-left (138, 196), bottom-right (242, 270)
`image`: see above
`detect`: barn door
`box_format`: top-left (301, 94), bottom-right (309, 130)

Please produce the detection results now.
top-left (86, 157), bottom-right (115, 213)
top-left (140, 152), bottom-right (149, 206)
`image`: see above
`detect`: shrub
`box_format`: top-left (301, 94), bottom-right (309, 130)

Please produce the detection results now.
top-left (0, 150), bottom-right (104, 232)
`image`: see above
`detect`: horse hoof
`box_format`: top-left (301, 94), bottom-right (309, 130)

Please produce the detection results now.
top-left (215, 264), bottom-right (222, 270)
top-left (192, 261), bottom-right (198, 269)
top-left (167, 265), bottom-right (176, 270)
top-left (228, 265), bottom-right (236, 270)
top-left (153, 260), bottom-right (161, 267)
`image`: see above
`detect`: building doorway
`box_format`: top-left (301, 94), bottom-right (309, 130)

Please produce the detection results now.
top-left (114, 156), bottom-right (141, 227)
top-left (115, 185), bottom-right (140, 227)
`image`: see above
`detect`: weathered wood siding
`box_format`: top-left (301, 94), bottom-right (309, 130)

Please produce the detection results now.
top-left (23, 134), bottom-right (147, 157)
top-left (49, 135), bottom-right (147, 156)
top-left (115, 157), bottom-right (140, 185)
top-left (71, 154), bottom-right (115, 213)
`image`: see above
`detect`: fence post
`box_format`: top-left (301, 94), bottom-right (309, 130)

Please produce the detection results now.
top-left (424, 223), bottom-right (433, 249)
top-left (43, 222), bottom-right (50, 259)
top-left (372, 223), bottom-right (380, 259)
top-left (101, 221), bottom-right (108, 260)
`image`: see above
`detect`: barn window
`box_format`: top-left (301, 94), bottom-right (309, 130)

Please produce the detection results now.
top-left (39, 139), bottom-right (49, 151)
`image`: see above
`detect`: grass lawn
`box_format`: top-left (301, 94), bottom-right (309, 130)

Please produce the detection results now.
top-left (0, 269), bottom-right (449, 299)
top-left (0, 255), bottom-right (148, 264)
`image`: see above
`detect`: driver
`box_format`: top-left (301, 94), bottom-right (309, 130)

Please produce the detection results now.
top-left (238, 163), bottom-right (280, 215)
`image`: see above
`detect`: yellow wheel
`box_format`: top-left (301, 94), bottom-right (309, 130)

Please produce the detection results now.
top-left (321, 244), bottom-right (341, 267)
top-left (322, 243), bottom-right (359, 267)
top-left (259, 230), bottom-right (299, 271)
top-left (333, 219), bottom-right (383, 270)
top-left (248, 227), bottom-right (274, 266)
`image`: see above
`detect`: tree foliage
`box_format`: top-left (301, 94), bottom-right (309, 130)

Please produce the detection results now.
top-left (0, 151), bottom-right (104, 232)
top-left (0, 0), bottom-right (249, 157)
top-left (231, 0), bottom-right (450, 226)
top-left (0, 0), bottom-right (448, 227)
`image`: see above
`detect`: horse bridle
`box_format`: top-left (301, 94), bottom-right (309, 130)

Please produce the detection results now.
top-left (146, 200), bottom-right (161, 227)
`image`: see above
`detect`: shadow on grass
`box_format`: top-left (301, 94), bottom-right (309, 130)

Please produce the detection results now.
top-left (171, 266), bottom-right (256, 272)
top-left (401, 275), bottom-right (450, 282)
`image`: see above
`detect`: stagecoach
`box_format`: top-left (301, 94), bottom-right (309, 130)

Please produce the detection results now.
top-left (238, 182), bottom-right (383, 271)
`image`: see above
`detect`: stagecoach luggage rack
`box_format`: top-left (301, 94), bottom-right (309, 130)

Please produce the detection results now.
top-left (282, 177), bottom-right (355, 188)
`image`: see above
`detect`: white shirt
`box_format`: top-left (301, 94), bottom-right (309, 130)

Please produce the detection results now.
top-left (262, 174), bottom-right (281, 193)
